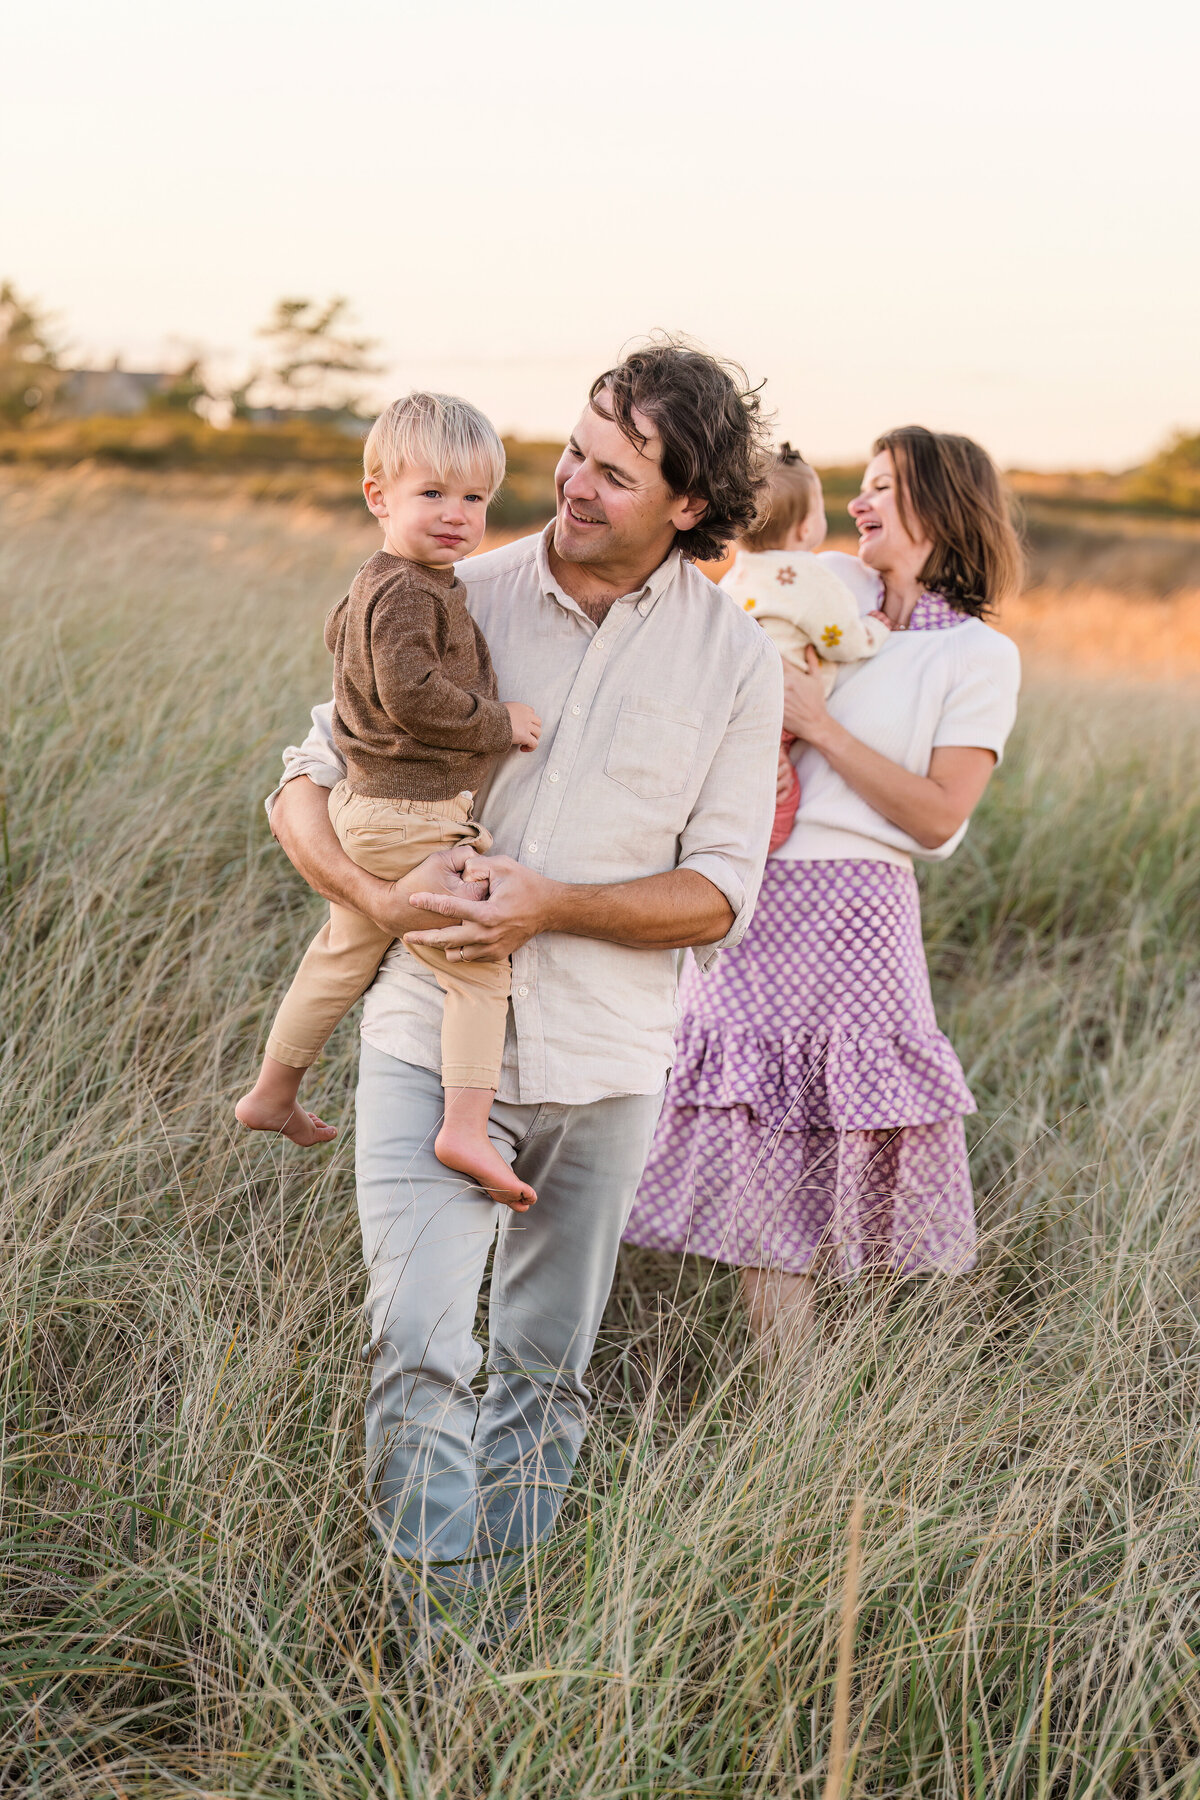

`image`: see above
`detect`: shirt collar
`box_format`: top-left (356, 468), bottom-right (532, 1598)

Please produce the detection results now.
top-left (906, 590), bottom-right (970, 632)
top-left (534, 522), bottom-right (683, 621)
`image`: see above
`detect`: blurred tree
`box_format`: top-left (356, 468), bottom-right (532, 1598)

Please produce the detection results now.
top-left (149, 357), bottom-right (211, 415)
top-left (0, 281), bottom-right (63, 424)
top-left (1130, 430), bottom-right (1200, 513)
top-left (237, 297), bottom-right (381, 416)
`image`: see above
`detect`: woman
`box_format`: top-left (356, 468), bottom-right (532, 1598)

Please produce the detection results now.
top-left (623, 426), bottom-right (1023, 1347)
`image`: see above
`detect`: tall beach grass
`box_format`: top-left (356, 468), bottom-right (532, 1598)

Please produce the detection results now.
top-left (2, 475), bottom-right (1199, 1797)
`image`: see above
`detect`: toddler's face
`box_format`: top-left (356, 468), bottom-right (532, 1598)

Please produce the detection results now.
top-left (363, 461), bottom-right (494, 566)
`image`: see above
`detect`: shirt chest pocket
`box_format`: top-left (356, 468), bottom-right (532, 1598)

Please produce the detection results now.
top-left (604, 695), bottom-right (704, 801)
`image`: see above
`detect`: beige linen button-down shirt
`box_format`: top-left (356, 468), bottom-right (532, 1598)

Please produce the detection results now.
top-left (268, 526), bottom-right (783, 1105)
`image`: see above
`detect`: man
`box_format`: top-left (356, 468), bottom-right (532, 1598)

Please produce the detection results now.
top-left (266, 339), bottom-right (783, 1618)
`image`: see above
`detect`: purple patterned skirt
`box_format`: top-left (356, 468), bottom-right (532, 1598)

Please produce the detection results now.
top-left (623, 859), bottom-right (978, 1278)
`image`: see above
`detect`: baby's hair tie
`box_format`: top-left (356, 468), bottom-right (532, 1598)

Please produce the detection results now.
top-left (777, 442), bottom-right (805, 467)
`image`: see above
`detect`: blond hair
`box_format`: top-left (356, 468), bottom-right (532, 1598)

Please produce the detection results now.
top-left (363, 391), bottom-right (506, 495)
top-left (740, 444), bottom-right (822, 552)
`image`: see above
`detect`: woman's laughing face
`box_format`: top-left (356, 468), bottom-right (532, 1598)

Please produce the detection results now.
top-left (849, 450), bottom-right (932, 580)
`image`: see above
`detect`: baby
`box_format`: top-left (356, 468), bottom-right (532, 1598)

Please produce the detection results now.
top-left (721, 445), bottom-right (890, 850)
top-left (236, 392), bottom-right (540, 1210)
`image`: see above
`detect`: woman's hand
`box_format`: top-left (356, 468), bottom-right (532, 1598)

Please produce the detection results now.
top-left (779, 644), bottom-right (997, 848)
top-left (781, 647), bottom-right (834, 748)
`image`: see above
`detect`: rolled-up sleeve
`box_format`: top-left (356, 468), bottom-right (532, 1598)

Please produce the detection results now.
top-left (263, 698), bottom-right (346, 829)
top-left (676, 636), bottom-right (783, 970)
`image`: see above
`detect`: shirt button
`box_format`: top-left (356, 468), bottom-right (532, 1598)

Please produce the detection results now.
top-left (571, 705), bottom-right (581, 716)
top-left (548, 771), bottom-right (559, 783)
top-left (527, 841), bottom-right (538, 853)
top-left (517, 984), bottom-right (529, 998)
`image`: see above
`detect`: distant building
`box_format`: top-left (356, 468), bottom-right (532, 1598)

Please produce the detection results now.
top-left (238, 403), bottom-right (370, 438)
top-left (54, 366), bottom-right (372, 434)
top-left (57, 365), bottom-right (168, 418)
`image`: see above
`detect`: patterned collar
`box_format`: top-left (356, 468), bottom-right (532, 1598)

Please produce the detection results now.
top-left (904, 590), bottom-right (969, 632)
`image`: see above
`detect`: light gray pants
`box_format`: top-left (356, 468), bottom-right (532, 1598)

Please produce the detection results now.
top-left (354, 1043), bottom-right (663, 1591)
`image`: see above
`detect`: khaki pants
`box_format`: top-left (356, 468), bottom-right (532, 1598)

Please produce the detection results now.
top-left (266, 781), bottom-right (509, 1091)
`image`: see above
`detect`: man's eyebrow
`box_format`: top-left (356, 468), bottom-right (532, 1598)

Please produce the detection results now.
top-left (568, 436), bottom-right (638, 480)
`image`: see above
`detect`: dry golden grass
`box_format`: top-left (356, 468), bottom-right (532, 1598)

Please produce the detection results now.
top-left (1001, 586), bottom-right (1200, 679)
top-left (3, 474), bottom-right (1200, 1796)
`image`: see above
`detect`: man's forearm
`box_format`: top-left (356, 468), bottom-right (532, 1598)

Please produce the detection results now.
top-left (270, 776), bottom-right (384, 913)
top-left (406, 853), bottom-right (737, 960)
top-left (544, 867), bottom-right (734, 950)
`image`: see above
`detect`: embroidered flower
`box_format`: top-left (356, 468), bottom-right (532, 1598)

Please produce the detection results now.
top-left (821, 624), bottom-right (843, 649)
top-left (743, 597), bottom-right (757, 611)
top-left (776, 566), bottom-right (796, 585)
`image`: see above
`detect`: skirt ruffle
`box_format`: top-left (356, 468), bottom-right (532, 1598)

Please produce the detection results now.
top-left (666, 1013), bottom-right (976, 1135)
top-left (623, 858), bottom-right (978, 1279)
top-left (623, 1105), bottom-right (975, 1278)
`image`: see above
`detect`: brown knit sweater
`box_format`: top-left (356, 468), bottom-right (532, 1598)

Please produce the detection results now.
top-left (324, 551), bottom-right (513, 801)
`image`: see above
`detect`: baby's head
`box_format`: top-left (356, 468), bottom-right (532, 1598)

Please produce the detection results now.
top-left (738, 444), bottom-right (826, 554)
top-left (363, 392), bottom-right (506, 567)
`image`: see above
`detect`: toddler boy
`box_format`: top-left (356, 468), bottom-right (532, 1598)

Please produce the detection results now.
top-left (236, 392), bottom-right (540, 1209)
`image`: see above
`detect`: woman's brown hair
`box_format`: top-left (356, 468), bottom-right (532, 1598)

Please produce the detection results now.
top-left (873, 426), bottom-right (1024, 616)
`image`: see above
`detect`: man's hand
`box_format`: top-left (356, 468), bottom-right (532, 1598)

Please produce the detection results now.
top-left (269, 782), bottom-right (496, 938)
top-left (504, 701), bottom-right (542, 752)
top-left (407, 848), bottom-right (559, 962)
top-left (362, 845), bottom-right (492, 940)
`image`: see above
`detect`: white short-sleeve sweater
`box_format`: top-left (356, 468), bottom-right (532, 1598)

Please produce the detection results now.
top-left (773, 552), bottom-right (1022, 870)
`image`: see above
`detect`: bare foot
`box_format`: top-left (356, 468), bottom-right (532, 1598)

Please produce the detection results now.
top-left (235, 1092), bottom-right (337, 1146)
top-left (435, 1122), bottom-right (536, 1211)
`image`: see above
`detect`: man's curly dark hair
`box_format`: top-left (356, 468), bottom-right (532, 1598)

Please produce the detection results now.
top-left (588, 336), bottom-right (772, 564)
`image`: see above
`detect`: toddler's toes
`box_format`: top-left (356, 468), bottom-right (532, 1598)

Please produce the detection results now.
top-left (282, 1107), bottom-right (338, 1147)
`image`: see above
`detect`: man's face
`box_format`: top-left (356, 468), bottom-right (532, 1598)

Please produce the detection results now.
top-left (552, 395), bottom-right (700, 568)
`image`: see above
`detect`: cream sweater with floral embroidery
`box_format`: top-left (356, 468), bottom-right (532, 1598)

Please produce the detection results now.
top-left (720, 549), bottom-right (889, 696)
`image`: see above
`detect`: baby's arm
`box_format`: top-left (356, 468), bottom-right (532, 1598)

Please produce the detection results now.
top-left (802, 570), bottom-right (887, 662)
top-left (765, 565), bottom-right (889, 665)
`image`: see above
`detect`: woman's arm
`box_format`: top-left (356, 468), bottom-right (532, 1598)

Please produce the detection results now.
top-left (781, 651), bottom-right (996, 850)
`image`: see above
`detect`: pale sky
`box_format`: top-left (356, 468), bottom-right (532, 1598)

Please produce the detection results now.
top-left (4, 0), bottom-right (1197, 467)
